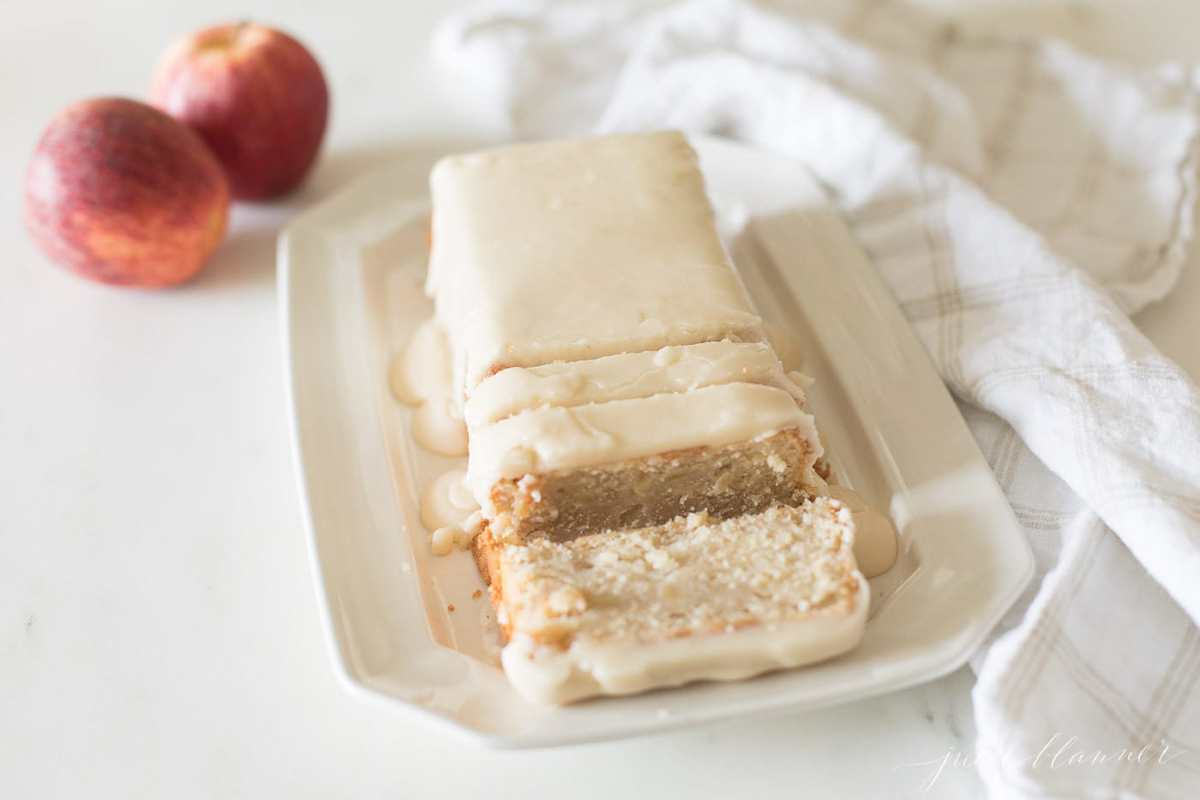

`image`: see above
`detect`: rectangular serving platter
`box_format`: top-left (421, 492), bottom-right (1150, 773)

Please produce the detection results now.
top-left (278, 136), bottom-right (1034, 748)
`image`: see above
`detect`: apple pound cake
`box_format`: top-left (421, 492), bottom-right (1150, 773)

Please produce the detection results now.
top-left (423, 131), bottom-right (866, 703)
top-left (476, 499), bottom-right (868, 705)
top-left (427, 132), bottom-right (826, 544)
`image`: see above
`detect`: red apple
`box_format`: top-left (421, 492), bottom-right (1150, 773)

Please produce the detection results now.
top-left (151, 22), bottom-right (330, 200)
top-left (24, 98), bottom-right (230, 287)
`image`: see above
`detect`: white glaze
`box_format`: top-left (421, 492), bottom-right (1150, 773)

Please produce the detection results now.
top-left (425, 132), bottom-right (764, 396)
top-left (464, 341), bottom-right (802, 427)
top-left (420, 468), bottom-right (479, 531)
top-left (390, 318), bottom-right (451, 406)
top-left (411, 397), bottom-right (467, 457)
top-left (827, 485), bottom-right (898, 578)
top-left (391, 319), bottom-right (468, 457)
top-left (852, 509), bottom-right (899, 578)
top-left (430, 512), bottom-right (485, 557)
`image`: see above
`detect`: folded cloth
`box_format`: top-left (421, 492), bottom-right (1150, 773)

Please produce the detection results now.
top-left (436, 1), bottom-right (1200, 796)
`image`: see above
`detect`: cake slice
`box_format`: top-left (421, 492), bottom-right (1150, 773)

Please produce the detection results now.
top-left (463, 340), bottom-right (806, 428)
top-left (475, 499), bottom-right (868, 705)
top-left (466, 382), bottom-right (826, 543)
top-left (425, 131), bottom-right (763, 401)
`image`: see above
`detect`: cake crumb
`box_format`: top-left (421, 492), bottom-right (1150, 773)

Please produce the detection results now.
top-left (472, 589), bottom-right (483, 600)
top-left (447, 603), bottom-right (456, 613)
top-left (497, 498), bottom-right (859, 646)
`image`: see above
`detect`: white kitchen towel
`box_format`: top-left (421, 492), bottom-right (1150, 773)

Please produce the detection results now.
top-left (435, 1), bottom-right (1200, 796)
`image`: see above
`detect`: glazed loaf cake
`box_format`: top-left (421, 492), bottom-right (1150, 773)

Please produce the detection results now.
top-left (426, 132), bottom-right (825, 543)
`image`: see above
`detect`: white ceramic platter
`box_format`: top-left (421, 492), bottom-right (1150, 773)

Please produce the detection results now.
top-left (278, 136), bottom-right (1034, 748)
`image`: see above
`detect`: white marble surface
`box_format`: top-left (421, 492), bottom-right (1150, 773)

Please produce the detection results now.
top-left (2, 2), bottom-right (1197, 798)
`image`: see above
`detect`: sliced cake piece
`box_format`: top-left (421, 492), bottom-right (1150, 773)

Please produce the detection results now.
top-left (475, 499), bottom-right (868, 705)
top-left (464, 340), bottom-right (806, 428)
top-left (425, 131), bottom-right (763, 400)
top-left (466, 382), bottom-right (826, 544)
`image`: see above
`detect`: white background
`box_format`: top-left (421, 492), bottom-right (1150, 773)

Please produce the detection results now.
top-left (3, 2), bottom-right (1198, 797)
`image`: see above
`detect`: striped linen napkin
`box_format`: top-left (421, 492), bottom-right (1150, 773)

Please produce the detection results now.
top-left (434, 1), bottom-right (1200, 796)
